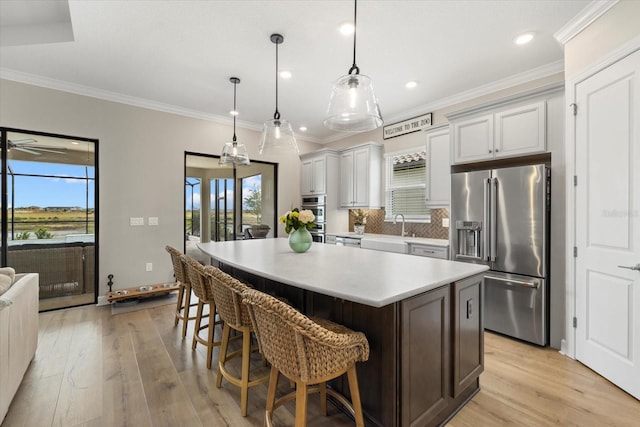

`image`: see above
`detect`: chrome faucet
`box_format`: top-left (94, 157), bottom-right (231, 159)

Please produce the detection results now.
top-left (393, 213), bottom-right (408, 237)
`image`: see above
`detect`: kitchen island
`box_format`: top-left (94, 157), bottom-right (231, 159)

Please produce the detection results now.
top-left (198, 238), bottom-right (488, 427)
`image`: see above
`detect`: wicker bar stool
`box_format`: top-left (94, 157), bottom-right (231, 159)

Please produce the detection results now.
top-left (165, 246), bottom-right (198, 339)
top-left (182, 255), bottom-right (223, 369)
top-left (242, 288), bottom-right (370, 427)
top-left (207, 266), bottom-right (270, 417)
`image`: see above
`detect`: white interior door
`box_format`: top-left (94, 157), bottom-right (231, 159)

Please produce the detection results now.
top-left (575, 49), bottom-right (640, 399)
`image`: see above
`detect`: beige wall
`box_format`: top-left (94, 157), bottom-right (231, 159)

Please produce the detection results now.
top-left (0, 79), bottom-right (321, 296)
top-left (565, 0), bottom-right (640, 78)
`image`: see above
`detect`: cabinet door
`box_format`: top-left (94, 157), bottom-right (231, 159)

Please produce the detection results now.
top-left (311, 157), bottom-right (327, 194)
top-left (401, 285), bottom-right (450, 427)
top-left (452, 274), bottom-right (484, 398)
top-left (495, 101), bottom-right (546, 158)
top-left (452, 114), bottom-right (494, 164)
top-left (426, 128), bottom-right (451, 207)
top-left (301, 158), bottom-right (314, 195)
top-left (340, 151), bottom-right (355, 207)
top-left (352, 147), bottom-right (370, 206)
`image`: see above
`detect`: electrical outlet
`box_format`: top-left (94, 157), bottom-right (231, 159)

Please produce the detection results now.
top-left (148, 217), bottom-right (159, 226)
top-left (146, 262), bottom-right (153, 272)
top-left (442, 218), bottom-right (450, 228)
top-left (130, 217), bottom-right (144, 226)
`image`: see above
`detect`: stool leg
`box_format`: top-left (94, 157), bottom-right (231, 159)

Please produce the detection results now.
top-left (240, 328), bottom-right (251, 416)
top-left (206, 303), bottom-right (215, 369)
top-left (216, 323), bottom-right (231, 388)
top-left (265, 366), bottom-right (279, 427)
top-left (174, 284), bottom-right (185, 326)
top-left (192, 300), bottom-right (204, 350)
top-left (319, 382), bottom-right (327, 416)
top-left (295, 381), bottom-right (308, 427)
top-left (346, 366), bottom-right (364, 427)
top-left (182, 284), bottom-right (193, 339)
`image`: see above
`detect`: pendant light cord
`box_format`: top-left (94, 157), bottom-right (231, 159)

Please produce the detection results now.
top-left (232, 79), bottom-right (238, 143)
top-left (349, 0), bottom-right (359, 75)
top-left (274, 39), bottom-right (280, 121)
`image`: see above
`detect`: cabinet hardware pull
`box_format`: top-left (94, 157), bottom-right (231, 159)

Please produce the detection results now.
top-left (618, 264), bottom-right (640, 271)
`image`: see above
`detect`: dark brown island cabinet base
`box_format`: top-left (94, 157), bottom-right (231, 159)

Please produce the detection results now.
top-left (222, 264), bottom-right (484, 427)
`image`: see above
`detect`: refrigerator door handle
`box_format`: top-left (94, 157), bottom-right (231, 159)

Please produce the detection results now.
top-left (484, 178), bottom-right (491, 262)
top-left (485, 275), bottom-right (540, 289)
top-left (490, 177), bottom-right (498, 262)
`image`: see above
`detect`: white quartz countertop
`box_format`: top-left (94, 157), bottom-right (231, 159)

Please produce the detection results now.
top-left (198, 238), bottom-right (485, 308)
top-left (327, 232), bottom-right (449, 247)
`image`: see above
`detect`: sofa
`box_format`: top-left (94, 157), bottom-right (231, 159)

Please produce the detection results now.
top-left (0, 272), bottom-right (39, 423)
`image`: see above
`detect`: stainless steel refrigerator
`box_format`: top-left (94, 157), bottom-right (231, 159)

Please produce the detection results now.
top-left (451, 163), bottom-right (550, 345)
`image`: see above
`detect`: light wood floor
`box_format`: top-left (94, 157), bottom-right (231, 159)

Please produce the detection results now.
top-left (3, 302), bottom-right (639, 427)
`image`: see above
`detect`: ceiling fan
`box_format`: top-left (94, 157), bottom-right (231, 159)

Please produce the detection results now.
top-left (8, 138), bottom-right (66, 155)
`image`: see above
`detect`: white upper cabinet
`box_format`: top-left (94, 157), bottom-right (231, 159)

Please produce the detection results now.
top-left (339, 143), bottom-right (382, 208)
top-left (425, 126), bottom-right (451, 207)
top-left (450, 99), bottom-right (547, 164)
top-left (495, 101), bottom-right (546, 158)
top-left (452, 114), bottom-right (494, 164)
top-left (300, 151), bottom-right (337, 196)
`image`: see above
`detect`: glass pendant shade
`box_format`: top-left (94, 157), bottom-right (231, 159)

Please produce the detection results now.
top-left (259, 118), bottom-right (298, 155)
top-left (220, 141), bottom-right (250, 166)
top-left (219, 76), bottom-right (249, 166)
top-left (324, 73), bottom-right (382, 132)
top-left (260, 33), bottom-right (299, 155)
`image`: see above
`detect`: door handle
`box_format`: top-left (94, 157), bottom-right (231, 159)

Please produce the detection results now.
top-left (618, 264), bottom-right (640, 271)
top-left (485, 275), bottom-right (540, 289)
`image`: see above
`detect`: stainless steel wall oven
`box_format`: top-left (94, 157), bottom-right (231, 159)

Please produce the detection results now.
top-left (301, 195), bottom-right (326, 243)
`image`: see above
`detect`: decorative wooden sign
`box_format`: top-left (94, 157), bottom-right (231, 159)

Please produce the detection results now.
top-left (383, 113), bottom-right (433, 139)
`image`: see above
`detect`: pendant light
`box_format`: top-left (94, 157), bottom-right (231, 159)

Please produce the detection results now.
top-left (259, 33), bottom-right (299, 155)
top-left (324, 0), bottom-right (383, 132)
top-left (220, 77), bottom-right (250, 166)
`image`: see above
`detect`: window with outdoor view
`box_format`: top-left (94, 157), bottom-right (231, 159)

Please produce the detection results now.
top-left (384, 149), bottom-right (431, 222)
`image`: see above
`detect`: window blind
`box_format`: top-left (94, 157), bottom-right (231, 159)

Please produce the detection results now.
top-left (386, 151), bottom-right (430, 220)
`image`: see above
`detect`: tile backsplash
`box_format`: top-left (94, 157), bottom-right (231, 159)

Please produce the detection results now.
top-left (348, 208), bottom-right (450, 240)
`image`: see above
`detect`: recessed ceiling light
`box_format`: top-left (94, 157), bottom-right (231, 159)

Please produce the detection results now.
top-left (229, 110), bottom-right (239, 116)
top-left (299, 126), bottom-right (307, 132)
top-left (514, 32), bottom-right (534, 45)
top-left (339, 21), bottom-right (355, 36)
top-left (405, 81), bottom-right (418, 89)
top-left (71, 141), bottom-right (80, 145)
top-left (279, 70), bottom-right (292, 79)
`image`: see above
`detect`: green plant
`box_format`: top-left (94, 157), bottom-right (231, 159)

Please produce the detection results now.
top-left (34, 227), bottom-right (54, 239)
top-left (15, 231), bottom-right (31, 240)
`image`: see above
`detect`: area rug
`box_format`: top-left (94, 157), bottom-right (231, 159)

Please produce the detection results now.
top-left (111, 291), bottom-right (178, 315)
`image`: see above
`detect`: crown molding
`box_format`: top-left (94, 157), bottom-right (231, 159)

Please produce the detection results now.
top-left (554, 0), bottom-right (619, 45)
top-left (0, 67), bottom-right (266, 131)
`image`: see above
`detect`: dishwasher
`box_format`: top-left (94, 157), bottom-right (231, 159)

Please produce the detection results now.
top-left (335, 236), bottom-right (362, 248)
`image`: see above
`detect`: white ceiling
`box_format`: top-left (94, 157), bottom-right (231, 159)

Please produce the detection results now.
top-left (0, 0), bottom-right (591, 143)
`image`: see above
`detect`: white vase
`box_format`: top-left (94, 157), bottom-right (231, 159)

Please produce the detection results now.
top-left (354, 225), bottom-right (365, 235)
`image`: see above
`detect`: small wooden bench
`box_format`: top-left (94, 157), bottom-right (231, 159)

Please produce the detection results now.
top-left (107, 282), bottom-right (180, 303)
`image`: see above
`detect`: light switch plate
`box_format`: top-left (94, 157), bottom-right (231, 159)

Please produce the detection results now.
top-left (442, 218), bottom-right (450, 228)
top-left (130, 217), bottom-right (144, 226)
top-left (148, 217), bottom-right (159, 226)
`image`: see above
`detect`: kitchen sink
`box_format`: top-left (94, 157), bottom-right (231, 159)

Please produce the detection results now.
top-left (360, 237), bottom-right (408, 254)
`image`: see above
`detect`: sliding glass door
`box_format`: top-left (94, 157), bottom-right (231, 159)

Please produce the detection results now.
top-left (1, 128), bottom-right (98, 311)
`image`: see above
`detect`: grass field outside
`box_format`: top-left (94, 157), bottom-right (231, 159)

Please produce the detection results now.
top-left (7, 208), bottom-right (94, 240)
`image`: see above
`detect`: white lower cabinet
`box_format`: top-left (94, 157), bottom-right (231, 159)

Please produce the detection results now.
top-left (409, 243), bottom-right (449, 259)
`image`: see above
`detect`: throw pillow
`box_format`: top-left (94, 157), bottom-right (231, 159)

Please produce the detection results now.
top-left (0, 266), bottom-right (16, 283)
top-left (0, 274), bottom-right (11, 296)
